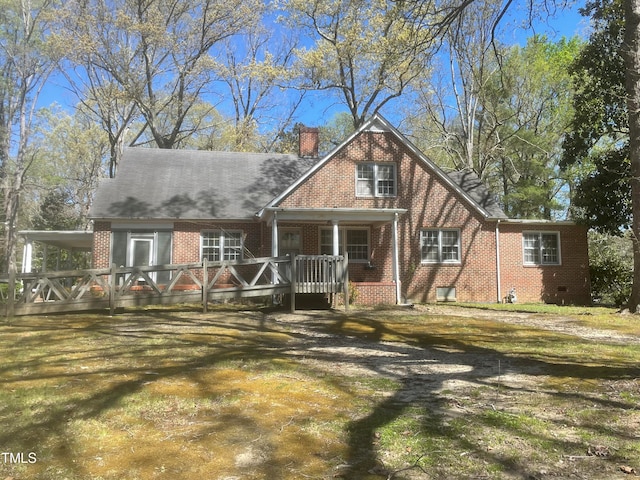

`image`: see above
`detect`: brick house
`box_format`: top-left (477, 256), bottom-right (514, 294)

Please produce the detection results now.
top-left (90, 114), bottom-right (591, 305)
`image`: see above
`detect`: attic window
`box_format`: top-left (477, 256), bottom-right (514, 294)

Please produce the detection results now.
top-left (356, 163), bottom-right (396, 197)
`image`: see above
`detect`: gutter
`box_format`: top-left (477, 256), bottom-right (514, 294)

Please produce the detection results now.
top-left (497, 218), bottom-right (578, 225)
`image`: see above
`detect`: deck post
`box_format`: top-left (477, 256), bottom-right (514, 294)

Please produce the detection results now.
top-left (290, 253), bottom-right (296, 312)
top-left (109, 263), bottom-right (117, 315)
top-left (202, 258), bottom-right (208, 313)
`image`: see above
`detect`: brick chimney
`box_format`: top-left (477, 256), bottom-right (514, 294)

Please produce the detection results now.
top-left (298, 125), bottom-right (319, 158)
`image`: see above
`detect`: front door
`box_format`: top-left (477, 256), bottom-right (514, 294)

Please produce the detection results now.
top-left (278, 229), bottom-right (301, 282)
top-left (279, 229), bottom-right (302, 257)
top-left (130, 235), bottom-right (154, 282)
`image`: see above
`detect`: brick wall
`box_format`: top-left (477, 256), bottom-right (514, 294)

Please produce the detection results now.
top-left (91, 220), bottom-right (265, 267)
top-left (92, 221), bottom-right (111, 268)
top-left (498, 223), bottom-right (591, 305)
top-left (279, 130), bottom-right (498, 303)
top-left (352, 282), bottom-right (397, 305)
top-left (278, 130), bottom-right (591, 305)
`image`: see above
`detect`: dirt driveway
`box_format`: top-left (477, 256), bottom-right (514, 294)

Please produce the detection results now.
top-left (248, 303), bottom-right (639, 479)
top-left (265, 304), bottom-right (638, 396)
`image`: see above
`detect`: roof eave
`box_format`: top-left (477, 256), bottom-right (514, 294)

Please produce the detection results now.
top-left (90, 216), bottom-right (260, 223)
top-left (260, 206), bottom-right (407, 225)
top-left (498, 218), bottom-right (581, 226)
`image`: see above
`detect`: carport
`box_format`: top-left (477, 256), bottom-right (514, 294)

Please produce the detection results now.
top-left (19, 230), bottom-right (93, 272)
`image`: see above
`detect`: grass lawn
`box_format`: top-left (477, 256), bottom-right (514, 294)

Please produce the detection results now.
top-left (0, 304), bottom-right (638, 479)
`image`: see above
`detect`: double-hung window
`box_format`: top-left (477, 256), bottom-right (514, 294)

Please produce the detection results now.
top-left (319, 227), bottom-right (369, 262)
top-left (201, 230), bottom-right (243, 262)
top-left (356, 163), bottom-right (396, 197)
top-left (420, 229), bottom-right (461, 263)
top-left (523, 232), bottom-right (560, 265)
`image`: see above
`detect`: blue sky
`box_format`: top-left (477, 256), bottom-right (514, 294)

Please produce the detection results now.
top-left (504, 0), bottom-right (589, 43)
top-left (39, 1), bottom-right (591, 132)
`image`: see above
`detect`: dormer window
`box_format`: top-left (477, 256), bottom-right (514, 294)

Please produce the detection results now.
top-left (356, 163), bottom-right (396, 197)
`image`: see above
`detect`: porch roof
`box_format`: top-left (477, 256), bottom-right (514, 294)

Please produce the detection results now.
top-left (19, 230), bottom-right (93, 251)
top-left (261, 207), bottom-right (407, 225)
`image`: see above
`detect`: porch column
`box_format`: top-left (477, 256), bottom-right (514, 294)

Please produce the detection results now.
top-left (272, 212), bottom-right (278, 257)
top-left (392, 212), bottom-right (401, 304)
top-left (271, 213), bottom-right (279, 288)
top-left (332, 220), bottom-right (340, 256)
top-left (22, 239), bottom-right (33, 273)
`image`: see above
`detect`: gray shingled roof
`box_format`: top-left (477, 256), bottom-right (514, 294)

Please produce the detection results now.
top-left (447, 170), bottom-right (507, 219)
top-left (90, 147), bottom-right (506, 221)
top-left (90, 148), bottom-right (315, 220)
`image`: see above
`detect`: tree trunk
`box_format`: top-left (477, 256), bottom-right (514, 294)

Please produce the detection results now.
top-left (624, 0), bottom-right (640, 312)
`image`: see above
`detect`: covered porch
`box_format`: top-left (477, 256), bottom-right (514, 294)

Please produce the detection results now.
top-left (262, 207), bottom-right (407, 305)
top-left (19, 230), bottom-right (93, 273)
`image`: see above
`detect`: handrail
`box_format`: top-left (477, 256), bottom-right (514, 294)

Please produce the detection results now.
top-left (1, 254), bottom-right (348, 317)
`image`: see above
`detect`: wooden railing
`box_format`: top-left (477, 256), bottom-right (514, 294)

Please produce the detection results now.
top-left (1, 254), bottom-right (348, 317)
top-left (293, 254), bottom-right (346, 293)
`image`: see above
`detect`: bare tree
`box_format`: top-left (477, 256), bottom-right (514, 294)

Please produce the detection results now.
top-left (0, 0), bottom-right (58, 277)
top-left (417, 0), bottom-right (505, 179)
top-left (56, 0), bottom-right (262, 157)
top-left (62, 67), bottom-right (138, 178)
top-left (281, 0), bottom-right (437, 128)
top-left (210, 23), bottom-right (307, 152)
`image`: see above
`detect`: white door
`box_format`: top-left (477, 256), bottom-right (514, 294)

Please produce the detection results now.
top-left (130, 236), bottom-right (154, 282)
top-left (131, 238), bottom-right (153, 267)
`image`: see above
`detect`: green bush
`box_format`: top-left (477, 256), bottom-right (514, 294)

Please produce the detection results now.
top-left (0, 281), bottom-right (23, 302)
top-left (588, 231), bottom-right (633, 306)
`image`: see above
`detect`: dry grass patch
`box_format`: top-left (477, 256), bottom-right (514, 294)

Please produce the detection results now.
top-left (1, 304), bottom-right (639, 479)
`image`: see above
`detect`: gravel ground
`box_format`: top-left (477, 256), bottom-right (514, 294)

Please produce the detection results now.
top-left (262, 304), bottom-right (638, 402)
top-left (260, 305), bottom-right (639, 479)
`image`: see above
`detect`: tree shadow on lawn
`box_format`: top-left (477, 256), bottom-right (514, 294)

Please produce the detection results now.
top-left (324, 313), bottom-right (640, 478)
top-left (0, 309), bottom-right (299, 478)
top-left (0, 307), bottom-right (638, 479)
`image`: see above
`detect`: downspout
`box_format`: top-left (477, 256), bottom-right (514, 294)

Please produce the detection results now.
top-left (392, 212), bottom-right (401, 304)
top-left (495, 219), bottom-right (502, 303)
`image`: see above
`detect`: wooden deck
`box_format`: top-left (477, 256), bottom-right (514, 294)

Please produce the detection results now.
top-left (1, 254), bottom-right (348, 317)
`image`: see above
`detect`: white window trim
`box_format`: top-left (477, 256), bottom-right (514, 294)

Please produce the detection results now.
top-left (522, 231), bottom-right (561, 266)
top-left (420, 228), bottom-right (461, 264)
top-left (279, 227), bottom-right (302, 254)
top-left (319, 226), bottom-right (370, 263)
top-left (201, 229), bottom-right (244, 262)
top-left (355, 162), bottom-right (397, 198)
